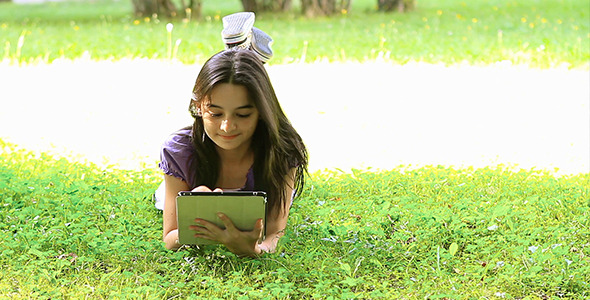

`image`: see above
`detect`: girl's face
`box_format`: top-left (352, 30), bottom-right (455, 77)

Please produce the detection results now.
top-left (200, 83), bottom-right (259, 152)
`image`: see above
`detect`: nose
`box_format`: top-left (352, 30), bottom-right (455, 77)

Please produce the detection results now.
top-left (220, 118), bottom-right (236, 132)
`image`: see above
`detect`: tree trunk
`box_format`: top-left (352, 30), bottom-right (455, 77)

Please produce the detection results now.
top-left (261, 0), bottom-right (292, 11)
top-left (132, 0), bottom-right (177, 18)
top-left (188, 0), bottom-right (202, 19)
top-left (241, 0), bottom-right (292, 13)
top-left (241, 0), bottom-right (258, 12)
top-left (301, 0), bottom-right (350, 17)
top-left (377, 0), bottom-right (415, 12)
top-left (132, 0), bottom-right (202, 19)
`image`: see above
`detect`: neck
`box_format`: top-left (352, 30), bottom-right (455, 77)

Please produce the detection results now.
top-left (215, 142), bottom-right (254, 166)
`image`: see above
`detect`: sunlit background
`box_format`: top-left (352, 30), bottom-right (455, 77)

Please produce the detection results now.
top-left (1, 0), bottom-right (588, 176)
top-left (1, 59), bottom-right (588, 175)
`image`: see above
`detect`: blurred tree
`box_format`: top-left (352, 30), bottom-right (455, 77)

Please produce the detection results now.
top-left (301, 0), bottom-right (351, 17)
top-left (377, 0), bottom-right (415, 12)
top-left (241, 0), bottom-right (292, 12)
top-left (132, 0), bottom-right (202, 19)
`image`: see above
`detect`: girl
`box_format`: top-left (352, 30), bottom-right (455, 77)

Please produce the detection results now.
top-left (159, 49), bottom-right (308, 257)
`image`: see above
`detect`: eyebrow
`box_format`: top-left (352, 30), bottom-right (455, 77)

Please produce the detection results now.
top-left (207, 104), bottom-right (254, 110)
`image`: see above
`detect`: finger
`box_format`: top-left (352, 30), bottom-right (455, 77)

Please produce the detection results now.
top-left (188, 222), bottom-right (213, 238)
top-left (213, 188), bottom-right (223, 192)
top-left (216, 213), bottom-right (237, 231)
top-left (190, 220), bottom-right (223, 242)
top-left (193, 233), bottom-right (215, 241)
top-left (254, 218), bottom-right (264, 231)
top-left (192, 185), bottom-right (212, 192)
top-left (188, 224), bottom-right (209, 233)
top-left (188, 222), bottom-right (210, 235)
top-left (245, 218), bottom-right (263, 242)
top-left (189, 219), bottom-right (217, 234)
top-left (252, 218), bottom-right (264, 241)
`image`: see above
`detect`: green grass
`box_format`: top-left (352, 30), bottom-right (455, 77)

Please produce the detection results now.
top-left (1, 139), bottom-right (588, 298)
top-left (0, 0), bottom-right (588, 68)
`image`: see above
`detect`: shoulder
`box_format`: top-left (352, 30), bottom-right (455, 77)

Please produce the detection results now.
top-left (161, 127), bottom-right (195, 161)
top-left (159, 127), bottom-right (195, 183)
top-left (162, 127), bottom-right (193, 151)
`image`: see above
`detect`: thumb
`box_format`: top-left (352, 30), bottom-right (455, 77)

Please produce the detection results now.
top-left (252, 218), bottom-right (264, 240)
top-left (192, 185), bottom-right (212, 192)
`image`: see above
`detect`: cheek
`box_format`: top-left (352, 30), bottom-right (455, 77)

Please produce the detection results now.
top-left (249, 113), bottom-right (260, 128)
top-left (245, 118), bottom-right (259, 132)
top-left (202, 119), bottom-right (218, 132)
top-left (202, 117), bottom-right (217, 126)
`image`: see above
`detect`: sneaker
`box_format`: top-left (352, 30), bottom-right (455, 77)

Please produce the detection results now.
top-left (221, 12), bottom-right (255, 49)
top-left (251, 27), bottom-right (274, 63)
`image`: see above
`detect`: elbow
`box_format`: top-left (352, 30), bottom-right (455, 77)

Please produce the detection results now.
top-left (164, 242), bottom-right (176, 251)
top-left (163, 238), bottom-right (179, 251)
top-left (163, 229), bottom-right (179, 251)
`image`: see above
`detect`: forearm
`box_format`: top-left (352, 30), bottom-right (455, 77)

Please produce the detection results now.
top-left (163, 229), bottom-right (181, 250)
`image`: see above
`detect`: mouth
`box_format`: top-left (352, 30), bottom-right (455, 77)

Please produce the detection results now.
top-left (219, 134), bottom-right (239, 140)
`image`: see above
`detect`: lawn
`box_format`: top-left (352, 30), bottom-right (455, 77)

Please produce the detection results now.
top-left (0, 139), bottom-right (588, 298)
top-left (0, 0), bottom-right (588, 68)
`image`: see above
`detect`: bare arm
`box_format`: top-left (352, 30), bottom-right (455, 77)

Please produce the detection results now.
top-left (257, 168), bottom-right (296, 254)
top-left (162, 174), bottom-right (190, 250)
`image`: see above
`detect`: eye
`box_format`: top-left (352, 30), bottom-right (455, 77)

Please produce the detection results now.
top-left (206, 110), bottom-right (222, 118)
top-left (237, 113), bottom-right (252, 118)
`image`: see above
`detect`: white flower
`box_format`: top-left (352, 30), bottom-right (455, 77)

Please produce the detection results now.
top-left (528, 245), bottom-right (539, 253)
top-left (166, 23), bottom-right (174, 32)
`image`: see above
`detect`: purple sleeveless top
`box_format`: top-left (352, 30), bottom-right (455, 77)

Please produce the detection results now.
top-left (159, 128), bottom-right (255, 190)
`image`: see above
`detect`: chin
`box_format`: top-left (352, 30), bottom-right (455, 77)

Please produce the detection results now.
top-left (214, 141), bottom-right (243, 151)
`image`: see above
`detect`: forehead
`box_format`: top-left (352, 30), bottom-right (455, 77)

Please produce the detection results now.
top-left (207, 83), bottom-right (252, 108)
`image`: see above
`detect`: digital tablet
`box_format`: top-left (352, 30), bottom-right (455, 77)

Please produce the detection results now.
top-left (176, 191), bottom-right (267, 245)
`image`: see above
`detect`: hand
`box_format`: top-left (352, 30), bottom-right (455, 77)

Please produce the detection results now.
top-left (189, 213), bottom-right (264, 257)
top-left (191, 186), bottom-right (223, 192)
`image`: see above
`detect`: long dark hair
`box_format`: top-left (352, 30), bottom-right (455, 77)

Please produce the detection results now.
top-left (188, 49), bottom-right (308, 215)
